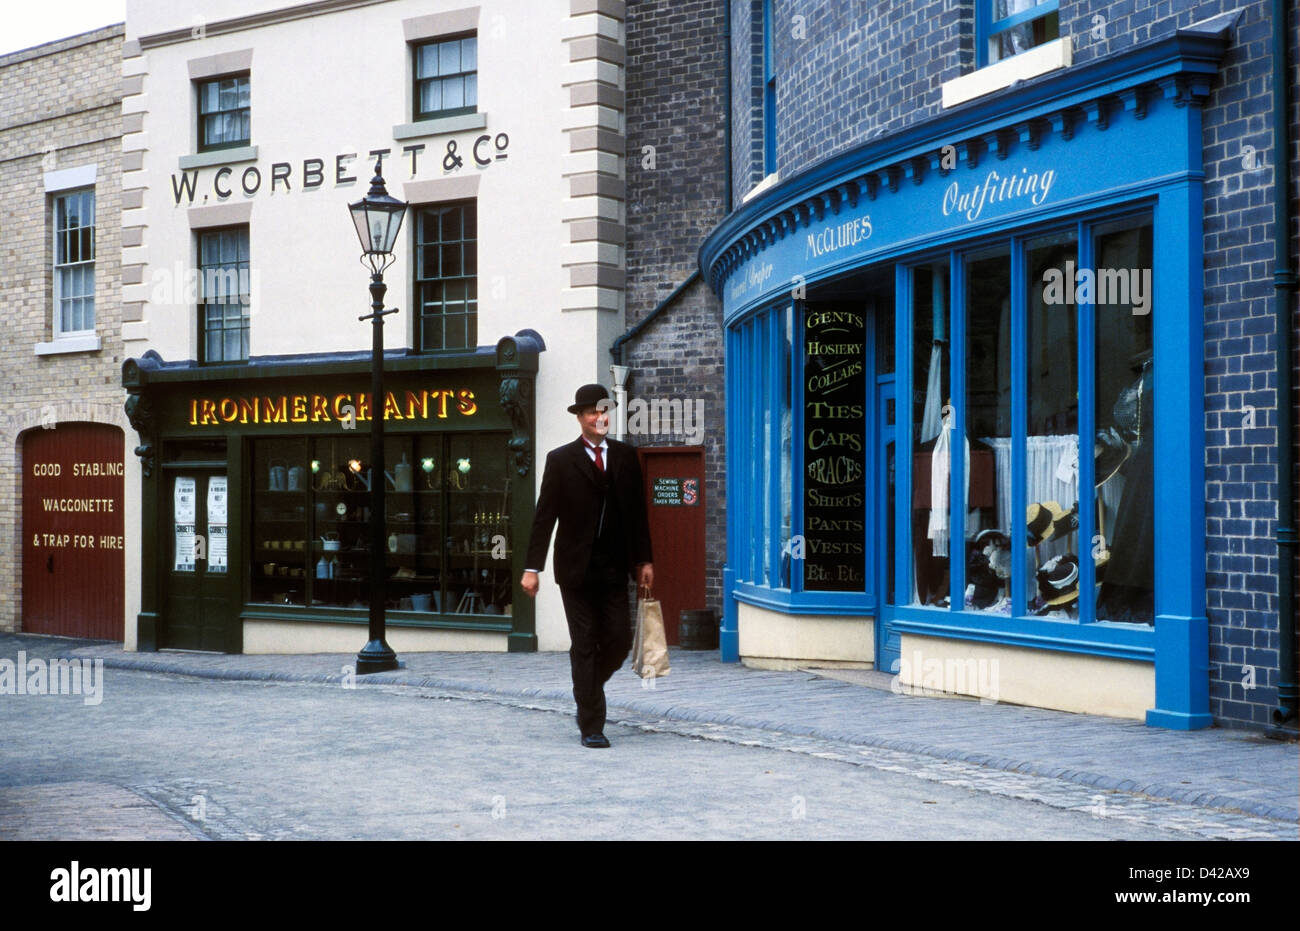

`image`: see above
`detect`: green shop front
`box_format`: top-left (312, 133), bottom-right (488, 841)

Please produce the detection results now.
top-left (121, 335), bottom-right (540, 655)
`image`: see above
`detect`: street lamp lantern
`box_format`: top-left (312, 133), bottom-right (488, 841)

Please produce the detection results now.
top-left (350, 159), bottom-right (407, 675)
top-left (349, 165), bottom-right (407, 272)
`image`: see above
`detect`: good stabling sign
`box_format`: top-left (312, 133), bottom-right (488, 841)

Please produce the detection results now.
top-left (803, 308), bottom-right (866, 591)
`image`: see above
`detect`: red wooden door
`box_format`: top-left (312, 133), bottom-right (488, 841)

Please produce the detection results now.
top-left (637, 447), bottom-right (706, 646)
top-left (21, 424), bottom-right (125, 640)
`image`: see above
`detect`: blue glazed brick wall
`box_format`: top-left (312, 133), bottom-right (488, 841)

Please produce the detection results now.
top-left (728, 0), bottom-right (1299, 728)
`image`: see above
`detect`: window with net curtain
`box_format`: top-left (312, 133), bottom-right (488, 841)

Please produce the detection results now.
top-left (197, 75), bottom-right (250, 151)
top-left (987, 0), bottom-right (1060, 64)
top-left (198, 227), bottom-right (250, 364)
top-left (414, 34), bottom-right (477, 121)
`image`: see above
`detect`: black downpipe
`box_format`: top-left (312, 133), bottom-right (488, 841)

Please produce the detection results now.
top-left (724, 0), bottom-right (733, 211)
top-left (611, 270), bottom-right (701, 364)
top-left (1271, 0), bottom-right (1298, 725)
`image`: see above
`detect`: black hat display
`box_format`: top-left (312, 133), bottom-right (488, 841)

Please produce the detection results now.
top-left (567, 383), bottom-right (614, 413)
top-left (967, 548), bottom-right (1003, 609)
top-left (1035, 554), bottom-right (1080, 612)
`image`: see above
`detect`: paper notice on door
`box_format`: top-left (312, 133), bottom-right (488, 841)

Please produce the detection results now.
top-left (175, 476), bottom-right (196, 522)
top-left (174, 476), bottom-right (197, 572)
top-left (208, 525), bottom-right (228, 573)
top-left (207, 476), bottom-right (228, 572)
top-left (207, 476), bottom-right (228, 523)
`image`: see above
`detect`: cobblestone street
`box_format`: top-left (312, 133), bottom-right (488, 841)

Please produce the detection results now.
top-left (2, 634), bottom-right (1295, 840)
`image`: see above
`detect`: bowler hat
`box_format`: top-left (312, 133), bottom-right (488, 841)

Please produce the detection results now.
top-left (567, 383), bottom-right (615, 414)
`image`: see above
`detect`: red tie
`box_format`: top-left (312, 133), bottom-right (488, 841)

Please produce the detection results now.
top-left (585, 440), bottom-right (605, 472)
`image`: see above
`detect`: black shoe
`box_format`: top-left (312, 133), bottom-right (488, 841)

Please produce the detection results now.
top-left (581, 733), bottom-right (611, 748)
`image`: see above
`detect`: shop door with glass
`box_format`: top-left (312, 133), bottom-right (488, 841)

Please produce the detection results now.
top-left (162, 470), bottom-right (231, 650)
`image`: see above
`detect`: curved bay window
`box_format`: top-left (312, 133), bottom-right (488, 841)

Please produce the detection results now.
top-left (904, 212), bottom-right (1154, 626)
top-left (728, 302), bottom-right (793, 591)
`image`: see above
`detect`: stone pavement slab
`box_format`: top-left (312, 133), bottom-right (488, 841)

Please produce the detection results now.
top-left (19, 633), bottom-right (1299, 825)
top-left (0, 782), bottom-right (200, 841)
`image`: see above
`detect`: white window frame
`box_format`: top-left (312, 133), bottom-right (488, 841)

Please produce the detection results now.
top-left (37, 164), bottom-right (101, 355)
top-left (51, 188), bottom-right (97, 338)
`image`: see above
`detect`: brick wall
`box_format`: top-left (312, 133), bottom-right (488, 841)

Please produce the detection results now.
top-left (0, 25), bottom-right (127, 633)
top-left (625, 0), bottom-right (729, 619)
top-left (727, 0), bottom-right (1299, 727)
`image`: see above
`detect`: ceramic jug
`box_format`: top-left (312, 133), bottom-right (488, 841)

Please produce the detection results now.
top-left (287, 465), bottom-right (306, 491)
top-left (268, 460), bottom-right (287, 491)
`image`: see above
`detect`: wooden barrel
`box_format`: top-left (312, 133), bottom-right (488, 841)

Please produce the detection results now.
top-left (678, 609), bottom-right (718, 650)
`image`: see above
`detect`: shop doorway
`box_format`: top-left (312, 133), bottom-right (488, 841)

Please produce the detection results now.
top-left (161, 469), bottom-right (232, 650)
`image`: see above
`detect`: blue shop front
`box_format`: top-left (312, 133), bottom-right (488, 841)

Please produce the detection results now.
top-left (700, 32), bottom-right (1229, 728)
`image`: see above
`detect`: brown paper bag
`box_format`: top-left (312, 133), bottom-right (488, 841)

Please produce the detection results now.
top-left (632, 589), bottom-right (670, 679)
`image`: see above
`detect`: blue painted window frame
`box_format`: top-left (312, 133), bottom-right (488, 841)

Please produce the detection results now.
top-left (892, 206), bottom-right (1157, 662)
top-left (726, 205), bottom-right (1161, 657)
top-left (729, 297), bottom-right (878, 617)
top-left (975, 0), bottom-right (1060, 69)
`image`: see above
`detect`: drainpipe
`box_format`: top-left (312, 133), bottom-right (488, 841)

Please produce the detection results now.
top-left (1270, 0), bottom-right (1298, 725)
top-left (610, 270), bottom-right (701, 369)
top-left (724, 0), bottom-right (733, 211)
top-left (610, 364), bottom-right (630, 440)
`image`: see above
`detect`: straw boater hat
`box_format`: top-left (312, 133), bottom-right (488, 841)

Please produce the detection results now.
top-left (1025, 501), bottom-right (1078, 546)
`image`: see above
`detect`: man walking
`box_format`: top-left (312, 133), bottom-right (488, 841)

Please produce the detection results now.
top-left (521, 384), bottom-right (654, 748)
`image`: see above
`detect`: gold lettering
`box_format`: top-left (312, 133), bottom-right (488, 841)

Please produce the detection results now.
top-left (290, 395), bottom-right (308, 423)
top-left (383, 392), bottom-right (404, 420)
top-left (404, 390), bottom-right (427, 420)
top-left (310, 395), bottom-right (332, 422)
top-left (264, 396), bottom-right (287, 423)
top-left (457, 390), bottom-right (477, 416)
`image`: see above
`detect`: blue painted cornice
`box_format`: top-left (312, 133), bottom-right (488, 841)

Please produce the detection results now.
top-left (699, 30), bottom-right (1230, 296)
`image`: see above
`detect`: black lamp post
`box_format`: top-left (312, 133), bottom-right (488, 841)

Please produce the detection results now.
top-left (349, 160), bottom-right (407, 674)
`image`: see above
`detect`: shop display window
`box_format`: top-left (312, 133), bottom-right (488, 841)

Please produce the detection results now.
top-left (730, 304), bottom-right (794, 589)
top-left (906, 214), bottom-right (1153, 625)
top-left (910, 262), bottom-right (952, 605)
top-left (250, 432), bottom-right (511, 617)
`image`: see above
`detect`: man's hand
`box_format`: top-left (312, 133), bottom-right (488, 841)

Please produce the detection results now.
top-left (637, 563), bottom-right (654, 590)
top-left (520, 570), bottom-right (539, 598)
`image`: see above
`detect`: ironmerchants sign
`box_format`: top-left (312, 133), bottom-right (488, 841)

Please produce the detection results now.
top-left (187, 389), bottom-right (479, 426)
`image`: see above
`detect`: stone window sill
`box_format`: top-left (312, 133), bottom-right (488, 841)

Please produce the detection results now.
top-left (36, 335), bottom-right (102, 356)
top-left (179, 146), bottom-right (259, 170)
top-left (942, 38), bottom-right (1072, 109)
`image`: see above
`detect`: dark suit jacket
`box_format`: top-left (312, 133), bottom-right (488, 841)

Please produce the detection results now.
top-left (525, 437), bottom-right (654, 589)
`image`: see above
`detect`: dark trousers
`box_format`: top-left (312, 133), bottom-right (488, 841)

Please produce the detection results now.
top-left (559, 565), bottom-right (631, 737)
